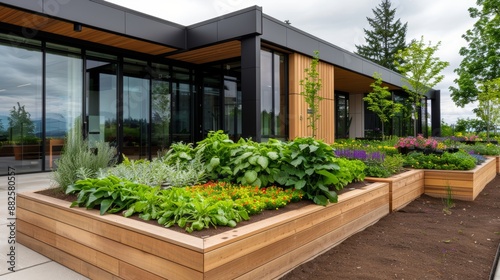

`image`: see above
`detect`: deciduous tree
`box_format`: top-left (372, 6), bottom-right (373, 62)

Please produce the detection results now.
top-left (300, 51), bottom-right (323, 138)
top-left (394, 36), bottom-right (449, 136)
top-left (363, 72), bottom-right (403, 138)
top-left (473, 77), bottom-right (500, 139)
top-left (450, 0), bottom-right (500, 107)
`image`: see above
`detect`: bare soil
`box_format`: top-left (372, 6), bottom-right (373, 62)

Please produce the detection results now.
top-left (281, 175), bottom-right (500, 280)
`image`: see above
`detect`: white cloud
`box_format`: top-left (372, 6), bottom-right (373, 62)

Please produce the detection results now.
top-left (106, 0), bottom-right (479, 124)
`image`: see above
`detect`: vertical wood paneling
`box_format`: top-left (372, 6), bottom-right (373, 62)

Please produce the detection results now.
top-left (289, 53), bottom-right (335, 143)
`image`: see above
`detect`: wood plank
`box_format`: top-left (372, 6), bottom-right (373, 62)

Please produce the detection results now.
top-left (204, 183), bottom-right (388, 250)
top-left (18, 219), bottom-right (120, 275)
top-left (18, 192), bottom-right (204, 256)
top-left (236, 204), bottom-right (388, 280)
top-left (17, 207), bottom-right (203, 280)
top-left (204, 192), bottom-right (389, 278)
top-left (17, 232), bottom-right (122, 280)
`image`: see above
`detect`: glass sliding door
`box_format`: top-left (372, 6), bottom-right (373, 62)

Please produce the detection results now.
top-left (203, 68), bottom-right (222, 136)
top-left (85, 52), bottom-right (117, 149)
top-left (224, 76), bottom-right (241, 140)
top-left (171, 66), bottom-right (192, 143)
top-left (261, 49), bottom-right (287, 140)
top-left (335, 92), bottom-right (349, 139)
top-left (122, 58), bottom-right (150, 159)
top-left (0, 34), bottom-right (43, 174)
top-left (45, 43), bottom-right (82, 169)
top-left (151, 63), bottom-right (170, 155)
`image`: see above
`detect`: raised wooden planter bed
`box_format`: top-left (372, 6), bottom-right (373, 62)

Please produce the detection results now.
top-left (424, 157), bottom-right (497, 201)
top-left (365, 169), bottom-right (425, 212)
top-left (17, 182), bottom-right (389, 280)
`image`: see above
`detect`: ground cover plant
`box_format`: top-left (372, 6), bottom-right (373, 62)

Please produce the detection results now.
top-left (66, 176), bottom-right (304, 232)
top-left (332, 138), bottom-right (403, 178)
top-left (403, 150), bottom-right (478, 170)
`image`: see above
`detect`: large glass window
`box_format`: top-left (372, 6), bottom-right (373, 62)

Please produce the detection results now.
top-left (86, 52), bottom-right (118, 148)
top-left (151, 63), bottom-right (171, 155)
top-left (0, 34), bottom-right (43, 174)
top-left (261, 49), bottom-right (287, 140)
top-left (122, 58), bottom-right (150, 159)
top-left (171, 66), bottom-right (192, 143)
top-left (335, 92), bottom-right (349, 139)
top-left (45, 43), bottom-right (82, 169)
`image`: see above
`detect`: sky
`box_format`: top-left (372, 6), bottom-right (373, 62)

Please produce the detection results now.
top-left (106, 0), bottom-right (479, 125)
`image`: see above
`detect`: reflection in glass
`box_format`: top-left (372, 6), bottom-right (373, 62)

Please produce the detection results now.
top-left (151, 63), bottom-right (170, 155)
top-left (203, 70), bottom-right (221, 136)
top-left (0, 39), bottom-right (43, 174)
top-left (123, 59), bottom-right (150, 159)
top-left (261, 49), bottom-right (287, 140)
top-left (171, 67), bottom-right (191, 143)
top-left (46, 46), bottom-right (82, 169)
top-left (224, 76), bottom-right (241, 140)
top-left (86, 56), bottom-right (117, 148)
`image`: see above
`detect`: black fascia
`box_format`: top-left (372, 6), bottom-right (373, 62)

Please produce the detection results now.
top-left (186, 6), bottom-right (263, 49)
top-left (1, 0), bottom-right (186, 49)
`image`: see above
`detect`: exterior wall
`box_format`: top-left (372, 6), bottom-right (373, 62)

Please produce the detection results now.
top-left (349, 93), bottom-right (365, 138)
top-left (289, 53), bottom-right (335, 143)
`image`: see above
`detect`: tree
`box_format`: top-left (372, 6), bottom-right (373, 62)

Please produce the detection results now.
top-left (355, 0), bottom-right (408, 71)
top-left (450, 0), bottom-right (500, 107)
top-left (300, 50), bottom-right (323, 138)
top-left (363, 72), bottom-right (403, 138)
top-left (8, 102), bottom-right (36, 142)
top-left (473, 77), bottom-right (500, 139)
top-left (455, 117), bottom-right (487, 134)
top-left (394, 36), bottom-right (449, 136)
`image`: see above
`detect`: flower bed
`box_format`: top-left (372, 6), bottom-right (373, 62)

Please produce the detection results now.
top-left (17, 182), bottom-right (389, 280)
top-left (424, 157), bottom-right (496, 201)
top-left (365, 169), bottom-right (424, 212)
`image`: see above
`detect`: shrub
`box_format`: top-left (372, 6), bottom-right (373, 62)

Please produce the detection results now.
top-left (403, 151), bottom-right (477, 170)
top-left (52, 128), bottom-right (117, 191)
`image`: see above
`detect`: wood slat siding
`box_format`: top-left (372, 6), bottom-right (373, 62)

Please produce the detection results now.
top-left (365, 169), bottom-right (425, 211)
top-left (0, 6), bottom-right (176, 55)
top-left (289, 53), bottom-right (335, 143)
top-left (166, 41), bottom-right (241, 64)
top-left (424, 157), bottom-right (496, 201)
top-left (17, 182), bottom-right (389, 279)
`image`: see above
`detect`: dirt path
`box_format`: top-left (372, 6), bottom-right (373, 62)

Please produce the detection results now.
top-left (281, 175), bottom-right (500, 280)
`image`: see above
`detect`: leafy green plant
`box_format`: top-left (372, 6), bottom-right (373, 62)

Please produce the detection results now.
top-left (277, 137), bottom-right (365, 205)
top-left (194, 130), bottom-right (235, 180)
top-left (403, 151), bottom-right (477, 170)
top-left (68, 176), bottom-right (303, 233)
top-left (460, 142), bottom-right (500, 156)
top-left (227, 138), bottom-right (284, 187)
top-left (66, 175), bottom-right (147, 215)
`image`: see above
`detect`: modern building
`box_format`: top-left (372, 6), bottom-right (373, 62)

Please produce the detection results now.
top-left (0, 0), bottom-right (440, 175)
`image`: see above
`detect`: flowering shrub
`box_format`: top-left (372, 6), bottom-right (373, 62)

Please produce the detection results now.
top-left (395, 135), bottom-right (438, 150)
top-left (395, 136), bottom-right (417, 149)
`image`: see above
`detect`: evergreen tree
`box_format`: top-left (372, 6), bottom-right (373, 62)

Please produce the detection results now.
top-left (355, 0), bottom-right (408, 71)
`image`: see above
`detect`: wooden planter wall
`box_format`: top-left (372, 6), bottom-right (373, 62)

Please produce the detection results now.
top-left (424, 157), bottom-right (497, 201)
top-left (365, 169), bottom-right (425, 212)
top-left (17, 182), bottom-right (390, 280)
